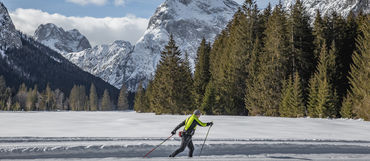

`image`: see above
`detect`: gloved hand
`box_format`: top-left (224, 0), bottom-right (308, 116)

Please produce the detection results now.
top-left (207, 122), bottom-right (213, 126)
top-left (171, 130), bottom-right (176, 135)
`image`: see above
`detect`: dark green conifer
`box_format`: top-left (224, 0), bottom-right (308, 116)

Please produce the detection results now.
top-left (288, 0), bottom-right (315, 87)
top-left (307, 42), bottom-right (338, 118)
top-left (193, 38), bottom-right (211, 108)
top-left (150, 35), bottom-right (193, 114)
top-left (279, 72), bottom-right (305, 117)
top-left (345, 18), bottom-right (370, 120)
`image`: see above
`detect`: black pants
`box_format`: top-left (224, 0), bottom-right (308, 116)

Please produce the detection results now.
top-left (169, 134), bottom-right (194, 157)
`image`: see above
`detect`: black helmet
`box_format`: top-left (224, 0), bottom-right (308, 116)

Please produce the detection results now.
top-left (193, 109), bottom-right (201, 115)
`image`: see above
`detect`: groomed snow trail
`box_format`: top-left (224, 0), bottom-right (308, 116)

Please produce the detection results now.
top-left (0, 112), bottom-right (369, 160)
top-left (1, 137), bottom-right (370, 160)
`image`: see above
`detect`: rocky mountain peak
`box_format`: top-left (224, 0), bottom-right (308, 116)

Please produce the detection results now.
top-left (65, 40), bottom-right (134, 89)
top-left (283, 0), bottom-right (369, 18)
top-left (50, 0), bottom-right (239, 91)
top-left (127, 0), bottom-right (239, 90)
top-left (34, 23), bottom-right (91, 54)
top-left (0, 2), bottom-right (22, 50)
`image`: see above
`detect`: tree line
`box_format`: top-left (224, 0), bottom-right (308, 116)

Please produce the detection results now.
top-left (0, 76), bottom-right (129, 111)
top-left (134, 0), bottom-right (369, 120)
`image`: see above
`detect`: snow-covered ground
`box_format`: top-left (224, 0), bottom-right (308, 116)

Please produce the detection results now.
top-left (0, 111), bottom-right (370, 160)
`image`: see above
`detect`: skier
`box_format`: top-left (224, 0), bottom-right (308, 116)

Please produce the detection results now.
top-left (169, 109), bottom-right (213, 157)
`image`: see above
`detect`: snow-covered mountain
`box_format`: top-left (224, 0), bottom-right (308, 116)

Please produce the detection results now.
top-left (283, 0), bottom-right (369, 18)
top-left (0, 3), bottom-right (22, 50)
top-left (34, 23), bottom-right (91, 54)
top-left (62, 0), bottom-right (239, 90)
top-left (65, 40), bottom-right (133, 89)
top-left (34, 0), bottom-right (369, 91)
top-left (125, 0), bottom-right (239, 90)
top-left (0, 2), bottom-right (118, 97)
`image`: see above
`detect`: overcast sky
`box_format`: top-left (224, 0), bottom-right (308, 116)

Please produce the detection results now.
top-left (1, 0), bottom-right (278, 46)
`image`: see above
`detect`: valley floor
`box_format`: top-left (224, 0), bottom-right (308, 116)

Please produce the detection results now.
top-left (0, 112), bottom-right (369, 160)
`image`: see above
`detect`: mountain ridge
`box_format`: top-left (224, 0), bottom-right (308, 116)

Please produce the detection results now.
top-left (60, 0), bottom-right (239, 90)
top-left (0, 3), bottom-right (22, 50)
top-left (283, 0), bottom-right (369, 18)
top-left (34, 23), bottom-right (91, 54)
top-left (32, 0), bottom-right (369, 91)
top-left (0, 2), bottom-right (118, 98)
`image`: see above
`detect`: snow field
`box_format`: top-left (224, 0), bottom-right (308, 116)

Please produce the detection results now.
top-left (0, 111), bottom-right (370, 160)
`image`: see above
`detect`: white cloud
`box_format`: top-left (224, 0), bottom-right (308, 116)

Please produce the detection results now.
top-left (9, 8), bottom-right (149, 46)
top-left (66, 0), bottom-right (108, 6)
top-left (114, 0), bottom-right (125, 6)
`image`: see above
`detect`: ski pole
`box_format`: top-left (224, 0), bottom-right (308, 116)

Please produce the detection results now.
top-left (199, 124), bottom-right (212, 157)
top-left (143, 134), bottom-right (174, 158)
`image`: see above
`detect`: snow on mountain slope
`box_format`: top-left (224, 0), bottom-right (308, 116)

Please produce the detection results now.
top-left (0, 2), bottom-right (119, 97)
top-left (61, 0), bottom-right (239, 90)
top-left (128, 0), bottom-right (239, 89)
top-left (34, 23), bottom-right (91, 54)
top-left (0, 2), bottom-right (22, 50)
top-left (65, 40), bottom-right (133, 89)
top-left (283, 0), bottom-right (369, 18)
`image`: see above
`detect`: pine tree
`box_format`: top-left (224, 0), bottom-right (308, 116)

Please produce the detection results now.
top-left (326, 11), bottom-right (359, 108)
top-left (252, 2), bottom-right (289, 116)
top-left (117, 83), bottom-right (129, 110)
top-left (328, 41), bottom-right (340, 115)
top-left (101, 89), bottom-right (111, 111)
top-left (257, 3), bottom-right (271, 41)
top-left (210, 30), bottom-right (229, 84)
top-left (340, 95), bottom-right (354, 118)
top-left (200, 82), bottom-right (216, 115)
top-left (79, 85), bottom-right (87, 111)
top-left (68, 85), bottom-right (87, 111)
top-left (307, 42), bottom-right (337, 118)
top-left (150, 35), bottom-right (193, 114)
top-left (307, 74), bottom-right (319, 117)
top-left (245, 38), bottom-right (262, 115)
top-left (143, 80), bottom-right (153, 112)
top-left (89, 83), bottom-right (98, 111)
top-left (216, 9), bottom-right (246, 115)
top-left (69, 85), bottom-right (78, 111)
top-left (178, 52), bottom-right (194, 113)
top-left (288, 0), bottom-right (314, 87)
top-left (208, 1), bottom-right (260, 115)
top-left (0, 76), bottom-right (10, 109)
top-left (279, 72), bottom-right (305, 117)
top-left (193, 38), bottom-right (211, 108)
top-left (345, 17), bottom-right (370, 120)
top-left (313, 10), bottom-right (326, 61)
top-left (279, 76), bottom-right (293, 117)
top-left (150, 34), bottom-right (180, 114)
top-left (290, 72), bottom-right (306, 117)
top-left (207, 29), bottom-right (229, 115)
top-left (134, 82), bottom-right (145, 112)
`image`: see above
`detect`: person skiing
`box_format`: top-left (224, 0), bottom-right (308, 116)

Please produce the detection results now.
top-left (169, 109), bottom-right (213, 157)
